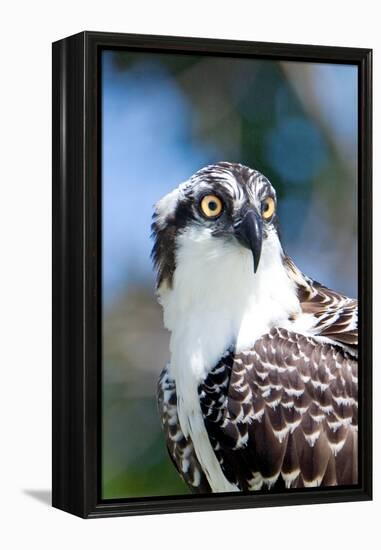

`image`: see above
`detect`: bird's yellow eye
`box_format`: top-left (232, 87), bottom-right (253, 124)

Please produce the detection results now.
top-left (200, 195), bottom-right (224, 218)
top-left (262, 197), bottom-right (275, 220)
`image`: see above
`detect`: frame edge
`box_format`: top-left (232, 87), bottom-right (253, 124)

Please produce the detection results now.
top-left (52, 32), bottom-right (88, 518)
top-left (52, 32), bottom-right (373, 519)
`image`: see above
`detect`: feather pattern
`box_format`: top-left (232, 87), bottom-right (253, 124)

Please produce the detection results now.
top-left (199, 326), bottom-right (358, 490)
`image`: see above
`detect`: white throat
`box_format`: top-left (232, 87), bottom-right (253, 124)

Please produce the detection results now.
top-left (158, 226), bottom-right (301, 491)
top-left (160, 227), bottom-right (301, 378)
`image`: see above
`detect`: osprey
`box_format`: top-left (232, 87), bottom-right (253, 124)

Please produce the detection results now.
top-left (152, 162), bottom-right (358, 493)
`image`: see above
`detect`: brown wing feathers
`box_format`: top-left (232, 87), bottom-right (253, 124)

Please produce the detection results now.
top-left (199, 328), bottom-right (358, 490)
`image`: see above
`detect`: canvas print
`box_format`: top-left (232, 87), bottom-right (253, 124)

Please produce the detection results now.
top-left (102, 50), bottom-right (358, 499)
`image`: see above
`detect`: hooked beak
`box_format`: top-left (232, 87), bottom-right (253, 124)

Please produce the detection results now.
top-left (235, 209), bottom-right (263, 273)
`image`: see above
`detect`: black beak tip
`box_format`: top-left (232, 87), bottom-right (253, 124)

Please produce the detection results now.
top-left (253, 255), bottom-right (260, 273)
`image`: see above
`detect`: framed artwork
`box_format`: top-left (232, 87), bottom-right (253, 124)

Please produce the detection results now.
top-left (52, 31), bottom-right (372, 518)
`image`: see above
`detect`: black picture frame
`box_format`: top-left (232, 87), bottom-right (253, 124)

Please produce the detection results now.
top-left (52, 31), bottom-right (372, 518)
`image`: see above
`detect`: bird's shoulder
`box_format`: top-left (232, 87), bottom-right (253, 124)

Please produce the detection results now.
top-left (284, 256), bottom-right (358, 349)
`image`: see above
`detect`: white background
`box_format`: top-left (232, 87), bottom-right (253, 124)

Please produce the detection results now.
top-left (0, 1), bottom-right (379, 548)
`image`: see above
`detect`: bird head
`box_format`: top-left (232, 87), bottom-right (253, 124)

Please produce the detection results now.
top-left (151, 162), bottom-right (281, 290)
